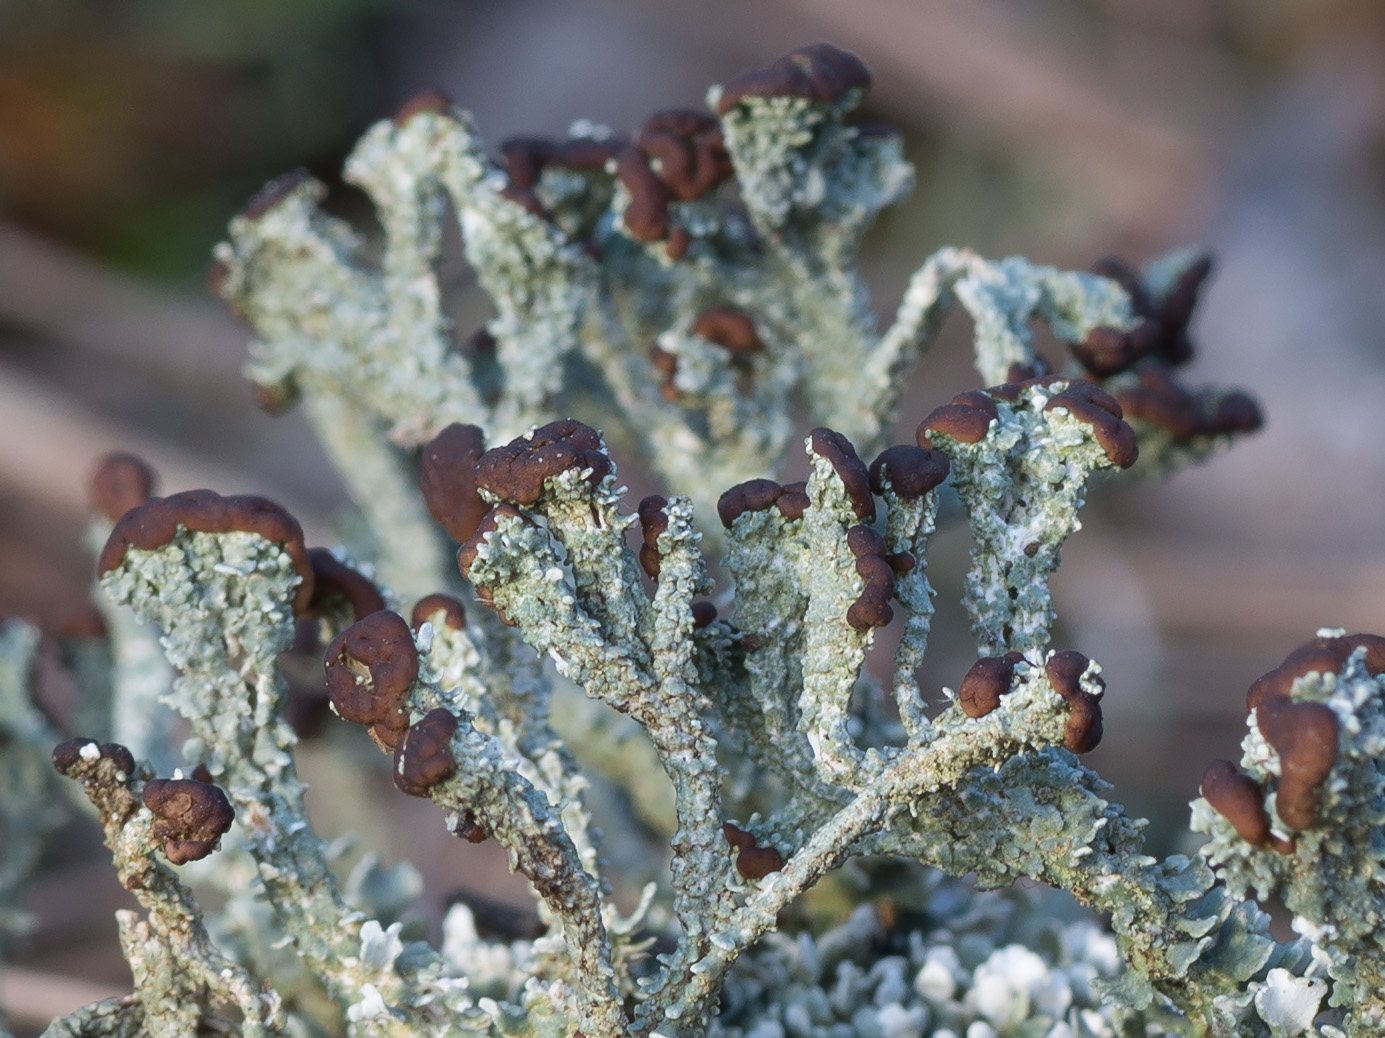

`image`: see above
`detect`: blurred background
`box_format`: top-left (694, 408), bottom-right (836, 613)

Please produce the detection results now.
top-left (3, 0), bottom-right (1385, 1028)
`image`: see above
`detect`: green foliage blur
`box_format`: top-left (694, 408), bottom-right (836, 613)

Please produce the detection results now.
top-left (0, 0), bottom-right (394, 285)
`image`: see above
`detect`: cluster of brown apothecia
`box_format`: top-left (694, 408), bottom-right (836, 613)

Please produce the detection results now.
top-left (66, 303), bottom-right (1262, 890)
top-left (494, 44), bottom-right (868, 258)
top-left (53, 737), bottom-right (235, 866)
top-left (1200, 632), bottom-right (1385, 852)
top-left (68, 387), bottom-right (1129, 864)
top-left (74, 374), bottom-right (1147, 804)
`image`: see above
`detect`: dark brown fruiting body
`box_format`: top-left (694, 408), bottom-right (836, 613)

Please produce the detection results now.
top-left (475, 420), bottom-right (611, 506)
top-left (98, 490), bottom-right (313, 614)
top-left (1090, 254), bottom-right (1211, 367)
top-left (452, 809), bottom-right (489, 843)
top-left (617, 145), bottom-right (673, 242)
top-left (241, 168), bottom-right (313, 220)
top-left (1201, 631), bottom-right (1385, 838)
top-left (551, 136), bottom-right (626, 172)
top-left (691, 601), bottom-right (717, 628)
top-left (665, 228), bottom-right (692, 260)
top-left (394, 89), bottom-right (453, 125)
top-left (1200, 760), bottom-right (1273, 848)
top-left (501, 137), bottom-right (552, 191)
top-left (324, 610), bottom-right (419, 751)
top-left (456, 504), bottom-right (533, 578)
top-left (809, 428), bottom-right (874, 521)
top-left (917, 391), bottom-right (999, 446)
top-left (845, 524), bottom-right (886, 558)
top-left (1157, 255), bottom-right (1213, 366)
top-left (393, 708), bottom-right (460, 797)
top-left (845, 524), bottom-right (893, 631)
top-left (52, 738), bottom-right (136, 779)
top-left (649, 346), bottom-right (679, 377)
top-left (609, 107), bottom-right (734, 246)
top-left (1090, 256), bottom-right (1152, 316)
top-left (251, 379), bottom-right (299, 415)
top-left (501, 135), bottom-right (625, 187)
top-left (918, 380), bottom-right (1137, 468)
top-left (411, 593), bottom-right (467, 632)
top-left (690, 307), bottom-right (764, 358)
top-left (722, 821), bottom-right (785, 879)
top-left (1209, 393), bottom-right (1263, 435)
top-left (142, 777), bottom-right (235, 865)
top-left (1071, 323), bottom-right (1156, 377)
top-left (638, 495), bottom-right (669, 578)
top-left (649, 346), bottom-right (680, 400)
top-left (1042, 380), bottom-right (1138, 469)
top-left (887, 551), bottom-right (916, 574)
top-left (775, 481), bottom-right (810, 521)
top-left (958, 652), bottom-right (1026, 719)
top-left (307, 548), bottom-right (385, 622)
top-left (1117, 369), bottom-right (1262, 442)
top-left (868, 445), bottom-right (950, 499)
top-left (1246, 632), bottom-right (1385, 713)
top-left (498, 133), bottom-right (628, 230)
top-left (717, 478), bottom-right (786, 528)
top-left (90, 452), bottom-right (156, 522)
top-left (420, 424), bottom-right (490, 544)
top-left (1256, 699), bottom-right (1339, 830)
top-left (1005, 360), bottom-right (1051, 382)
top-left (1044, 650), bottom-right (1104, 753)
top-left (636, 108), bottom-right (733, 201)
top-left (717, 43), bottom-right (871, 114)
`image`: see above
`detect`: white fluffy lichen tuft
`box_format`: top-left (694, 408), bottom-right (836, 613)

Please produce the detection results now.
top-left (7, 39), bottom-right (1381, 1038)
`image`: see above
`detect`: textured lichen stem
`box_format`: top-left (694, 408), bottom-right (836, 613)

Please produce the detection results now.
top-left (882, 489), bottom-right (940, 742)
top-left (719, 508), bottom-right (831, 794)
top-left (40, 997), bottom-right (144, 1038)
top-left (796, 456), bottom-right (871, 782)
top-left (769, 248), bottom-right (881, 448)
top-left (82, 522), bottom-right (182, 773)
top-left (54, 749), bottom-right (282, 1038)
top-left (301, 393), bottom-right (453, 600)
top-left (610, 519), bottom-right (728, 1036)
top-left (165, 630), bottom-right (396, 1017)
top-left (436, 717), bottom-right (626, 1037)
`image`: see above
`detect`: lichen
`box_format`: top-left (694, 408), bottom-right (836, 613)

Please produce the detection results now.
top-left (15, 38), bottom-right (1375, 1038)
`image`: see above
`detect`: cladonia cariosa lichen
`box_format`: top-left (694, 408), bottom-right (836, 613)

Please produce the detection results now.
top-left (11, 40), bottom-right (1377, 1038)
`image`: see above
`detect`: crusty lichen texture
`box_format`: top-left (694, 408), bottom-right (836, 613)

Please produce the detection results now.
top-left (34, 38), bottom-right (1385, 1038)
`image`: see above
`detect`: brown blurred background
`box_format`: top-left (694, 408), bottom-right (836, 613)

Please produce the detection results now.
top-left (3, 0), bottom-right (1385, 1028)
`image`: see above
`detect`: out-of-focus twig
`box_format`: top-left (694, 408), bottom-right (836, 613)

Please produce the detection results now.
top-left (0, 966), bottom-right (127, 1029)
top-left (0, 223), bottom-right (245, 386)
top-left (0, 360), bottom-right (330, 541)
